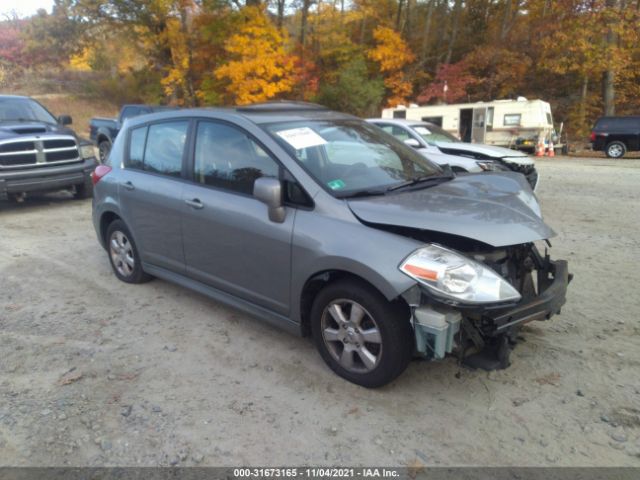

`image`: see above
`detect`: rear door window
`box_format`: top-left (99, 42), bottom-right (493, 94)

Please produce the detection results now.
top-left (126, 120), bottom-right (188, 177)
top-left (121, 106), bottom-right (144, 121)
top-left (376, 124), bottom-right (412, 142)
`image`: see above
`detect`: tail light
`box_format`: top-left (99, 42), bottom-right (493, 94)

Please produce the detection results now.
top-left (91, 165), bottom-right (112, 185)
top-left (590, 131), bottom-right (596, 142)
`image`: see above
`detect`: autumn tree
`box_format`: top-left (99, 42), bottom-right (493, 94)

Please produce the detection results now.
top-left (22, 1), bottom-right (85, 67)
top-left (214, 6), bottom-right (300, 104)
top-left (535, 6), bottom-right (600, 133)
top-left (367, 26), bottom-right (414, 107)
top-left (0, 19), bottom-right (27, 67)
top-left (417, 61), bottom-right (477, 104)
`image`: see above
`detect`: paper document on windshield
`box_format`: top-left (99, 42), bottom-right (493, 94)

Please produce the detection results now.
top-left (276, 127), bottom-right (327, 150)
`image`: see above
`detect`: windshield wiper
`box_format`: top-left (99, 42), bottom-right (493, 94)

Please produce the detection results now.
top-left (386, 174), bottom-right (454, 192)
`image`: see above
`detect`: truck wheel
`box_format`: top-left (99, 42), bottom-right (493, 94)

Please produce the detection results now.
top-left (105, 220), bottom-right (152, 284)
top-left (606, 141), bottom-right (626, 159)
top-left (98, 140), bottom-right (111, 163)
top-left (74, 173), bottom-right (93, 199)
top-left (310, 279), bottom-right (413, 388)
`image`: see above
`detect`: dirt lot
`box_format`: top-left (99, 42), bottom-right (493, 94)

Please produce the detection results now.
top-left (1, 157), bottom-right (639, 467)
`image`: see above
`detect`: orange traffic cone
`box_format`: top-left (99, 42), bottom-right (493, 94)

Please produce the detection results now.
top-left (535, 140), bottom-right (545, 157)
top-left (547, 140), bottom-right (555, 157)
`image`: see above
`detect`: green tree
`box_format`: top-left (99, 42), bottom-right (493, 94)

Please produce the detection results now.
top-left (315, 55), bottom-right (384, 117)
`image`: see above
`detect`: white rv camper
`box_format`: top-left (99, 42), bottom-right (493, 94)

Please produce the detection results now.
top-left (381, 98), bottom-right (559, 152)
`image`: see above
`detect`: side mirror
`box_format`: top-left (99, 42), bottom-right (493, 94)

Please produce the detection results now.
top-left (58, 115), bottom-right (72, 125)
top-left (404, 138), bottom-right (421, 149)
top-left (254, 177), bottom-right (286, 223)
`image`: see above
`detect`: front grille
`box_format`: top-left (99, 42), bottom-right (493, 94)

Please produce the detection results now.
top-left (46, 150), bottom-right (78, 162)
top-left (0, 140), bottom-right (38, 167)
top-left (0, 153), bottom-right (37, 166)
top-left (0, 141), bottom-right (36, 153)
top-left (0, 136), bottom-right (79, 169)
top-left (43, 138), bottom-right (79, 163)
top-left (43, 139), bottom-right (75, 149)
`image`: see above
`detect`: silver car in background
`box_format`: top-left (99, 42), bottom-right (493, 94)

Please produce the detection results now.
top-left (367, 118), bottom-right (539, 190)
top-left (92, 102), bottom-right (569, 387)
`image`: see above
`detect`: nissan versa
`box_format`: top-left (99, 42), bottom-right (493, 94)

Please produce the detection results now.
top-left (91, 102), bottom-right (571, 388)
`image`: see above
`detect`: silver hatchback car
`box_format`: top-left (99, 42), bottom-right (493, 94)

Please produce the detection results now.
top-left (92, 102), bottom-right (570, 387)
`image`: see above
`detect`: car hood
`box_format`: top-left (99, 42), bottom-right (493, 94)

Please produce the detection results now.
top-left (436, 141), bottom-right (533, 165)
top-left (347, 172), bottom-right (555, 247)
top-left (0, 122), bottom-right (76, 141)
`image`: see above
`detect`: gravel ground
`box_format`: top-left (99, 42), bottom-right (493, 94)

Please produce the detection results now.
top-left (0, 156), bottom-right (639, 467)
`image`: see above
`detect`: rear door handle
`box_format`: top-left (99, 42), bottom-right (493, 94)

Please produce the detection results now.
top-left (185, 198), bottom-right (204, 210)
top-left (121, 181), bottom-right (135, 191)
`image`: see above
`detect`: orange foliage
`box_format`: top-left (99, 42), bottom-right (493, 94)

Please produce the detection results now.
top-left (214, 7), bottom-right (300, 105)
top-left (367, 26), bottom-right (414, 107)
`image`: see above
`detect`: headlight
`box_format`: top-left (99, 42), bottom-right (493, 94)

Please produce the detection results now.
top-left (476, 161), bottom-right (511, 172)
top-left (399, 244), bottom-right (521, 304)
top-left (79, 144), bottom-right (96, 160)
top-left (476, 161), bottom-right (497, 171)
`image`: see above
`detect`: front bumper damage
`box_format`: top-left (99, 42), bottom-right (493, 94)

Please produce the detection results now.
top-left (407, 257), bottom-right (572, 370)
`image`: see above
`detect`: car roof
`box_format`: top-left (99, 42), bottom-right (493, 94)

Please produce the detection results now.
top-left (124, 102), bottom-right (358, 128)
top-left (0, 95), bottom-right (32, 100)
top-left (123, 104), bottom-right (175, 110)
top-left (367, 118), bottom-right (433, 128)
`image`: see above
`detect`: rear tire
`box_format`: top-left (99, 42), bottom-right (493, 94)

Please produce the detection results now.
top-left (105, 220), bottom-right (152, 284)
top-left (98, 140), bottom-right (111, 163)
top-left (74, 174), bottom-right (93, 199)
top-left (310, 279), bottom-right (413, 388)
top-left (606, 141), bottom-right (626, 159)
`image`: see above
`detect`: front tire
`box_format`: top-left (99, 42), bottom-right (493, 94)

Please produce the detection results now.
top-left (606, 141), bottom-right (626, 159)
top-left (105, 220), bottom-right (152, 284)
top-left (310, 279), bottom-right (413, 388)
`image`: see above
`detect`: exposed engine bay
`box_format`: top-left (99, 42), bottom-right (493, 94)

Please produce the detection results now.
top-left (391, 226), bottom-right (572, 371)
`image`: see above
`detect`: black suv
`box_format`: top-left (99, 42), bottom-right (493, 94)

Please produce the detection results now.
top-left (0, 95), bottom-right (97, 202)
top-left (591, 116), bottom-right (640, 158)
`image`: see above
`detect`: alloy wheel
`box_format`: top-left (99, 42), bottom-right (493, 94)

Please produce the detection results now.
top-left (109, 230), bottom-right (135, 277)
top-left (608, 144), bottom-right (623, 158)
top-left (320, 299), bottom-right (383, 373)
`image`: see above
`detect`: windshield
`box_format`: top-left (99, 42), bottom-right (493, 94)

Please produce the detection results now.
top-left (0, 97), bottom-right (58, 124)
top-left (265, 120), bottom-right (442, 197)
top-left (412, 124), bottom-right (458, 145)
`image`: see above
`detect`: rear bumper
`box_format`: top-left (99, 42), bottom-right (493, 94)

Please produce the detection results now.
top-left (0, 158), bottom-right (97, 195)
top-left (485, 259), bottom-right (571, 335)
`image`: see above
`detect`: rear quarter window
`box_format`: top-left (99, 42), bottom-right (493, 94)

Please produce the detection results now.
top-left (128, 126), bottom-right (147, 169)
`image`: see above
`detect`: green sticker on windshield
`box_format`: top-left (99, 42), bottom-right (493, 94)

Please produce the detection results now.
top-left (327, 179), bottom-right (346, 190)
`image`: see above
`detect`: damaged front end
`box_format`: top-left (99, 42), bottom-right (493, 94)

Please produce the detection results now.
top-left (401, 242), bottom-right (572, 370)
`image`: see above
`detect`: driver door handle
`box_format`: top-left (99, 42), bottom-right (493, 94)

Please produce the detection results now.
top-left (185, 198), bottom-right (204, 210)
top-left (121, 181), bottom-right (135, 191)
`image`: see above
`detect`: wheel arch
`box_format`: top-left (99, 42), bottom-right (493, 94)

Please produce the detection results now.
top-left (298, 269), bottom-right (411, 337)
top-left (99, 210), bottom-right (122, 248)
top-left (96, 131), bottom-right (112, 145)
